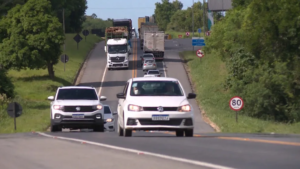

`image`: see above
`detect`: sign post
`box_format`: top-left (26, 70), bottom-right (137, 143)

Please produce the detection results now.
top-left (60, 54), bottom-right (69, 71)
top-left (229, 96), bottom-right (244, 123)
top-left (73, 34), bottom-right (83, 49)
top-left (186, 32), bottom-right (190, 37)
top-left (82, 29), bottom-right (89, 41)
top-left (196, 49), bottom-right (204, 59)
top-left (7, 102), bottom-right (22, 130)
top-left (198, 28), bottom-right (201, 37)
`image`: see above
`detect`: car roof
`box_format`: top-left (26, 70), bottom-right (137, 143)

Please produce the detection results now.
top-left (132, 77), bottom-right (178, 81)
top-left (143, 53), bottom-right (154, 56)
top-left (58, 86), bottom-right (96, 89)
top-left (144, 58), bottom-right (155, 61)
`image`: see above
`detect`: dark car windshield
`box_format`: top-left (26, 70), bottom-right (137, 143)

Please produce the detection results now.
top-left (108, 45), bottom-right (127, 54)
top-left (143, 55), bottom-right (153, 58)
top-left (130, 81), bottom-right (183, 96)
top-left (56, 88), bottom-right (98, 100)
top-left (148, 71), bottom-right (159, 74)
top-left (104, 106), bottom-right (111, 114)
top-left (145, 60), bottom-right (154, 63)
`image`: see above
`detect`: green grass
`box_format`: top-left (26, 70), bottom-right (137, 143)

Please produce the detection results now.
top-left (180, 51), bottom-right (300, 134)
top-left (166, 31), bottom-right (204, 39)
top-left (0, 33), bottom-right (102, 134)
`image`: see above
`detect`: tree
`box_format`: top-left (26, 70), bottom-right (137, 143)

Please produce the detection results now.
top-left (0, 0), bottom-right (65, 79)
top-left (0, 0), bottom-right (27, 16)
top-left (0, 69), bottom-right (14, 99)
top-left (91, 13), bottom-right (97, 19)
top-left (154, 0), bottom-right (183, 31)
top-left (82, 16), bottom-right (113, 31)
top-left (50, 0), bottom-right (87, 33)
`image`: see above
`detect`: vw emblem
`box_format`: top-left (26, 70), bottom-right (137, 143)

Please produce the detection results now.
top-left (76, 107), bottom-right (80, 111)
top-left (157, 106), bottom-right (164, 112)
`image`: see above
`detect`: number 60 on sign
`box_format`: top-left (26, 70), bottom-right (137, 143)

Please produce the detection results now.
top-left (229, 96), bottom-right (244, 111)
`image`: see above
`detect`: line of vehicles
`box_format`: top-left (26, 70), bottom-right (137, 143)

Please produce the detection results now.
top-left (103, 17), bottom-right (166, 70)
top-left (47, 18), bottom-right (194, 137)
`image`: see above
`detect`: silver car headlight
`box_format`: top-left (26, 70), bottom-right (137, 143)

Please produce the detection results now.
top-left (128, 104), bottom-right (143, 111)
top-left (106, 118), bottom-right (113, 122)
top-left (178, 104), bottom-right (191, 112)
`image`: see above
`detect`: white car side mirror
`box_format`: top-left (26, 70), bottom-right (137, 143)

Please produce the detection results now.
top-left (104, 46), bottom-right (107, 52)
top-left (100, 96), bottom-right (107, 101)
top-left (47, 96), bottom-right (54, 101)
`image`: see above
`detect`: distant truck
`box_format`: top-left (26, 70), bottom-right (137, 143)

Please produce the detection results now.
top-left (104, 26), bottom-right (131, 70)
top-left (112, 19), bottom-right (132, 40)
top-left (139, 23), bottom-right (159, 49)
top-left (143, 31), bottom-right (165, 60)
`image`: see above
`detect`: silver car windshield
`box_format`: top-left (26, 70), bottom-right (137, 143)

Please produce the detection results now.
top-left (130, 81), bottom-right (184, 96)
top-left (148, 71), bottom-right (159, 74)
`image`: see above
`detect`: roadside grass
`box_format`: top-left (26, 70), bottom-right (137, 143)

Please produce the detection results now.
top-left (0, 34), bottom-right (102, 134)
top-left (180, 51), bottom-right (300, 134)
top-left (166, 31), bottom-right (204, 39)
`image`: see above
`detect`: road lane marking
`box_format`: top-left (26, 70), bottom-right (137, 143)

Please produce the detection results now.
top-left (218, 137), bottom-right (300, 146)
top-left (134, 39), bottom-right (137, 77)
top-left (162, 61), bottom-right (167, 77)
top-left (37, 132), bottom-right (235, 169)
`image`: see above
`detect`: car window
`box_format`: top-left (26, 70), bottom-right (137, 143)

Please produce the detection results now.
top-left (104, 106), bottom-right (111, 114)
top-left (123, 82), bottom-right (129, 95)
top-left (143, 55), bottom-right (153, 58)
top-left (56, 88), bottom-right (98, 100)
top-left (130, 81), bottom-right (184, 96)
top-left (145, 60), bottom-right (153, 63)
top-left (148, 71), bottom-right (159, 74)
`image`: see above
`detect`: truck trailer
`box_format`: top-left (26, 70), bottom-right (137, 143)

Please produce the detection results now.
top-left (139, 23), bottom-right (159, 50)
top-left (112, 19), bottom-right (132, 39)
top-left (143, 31), bottom-right (165, 60)
top-left (104, 26), bottom-right (131, 70)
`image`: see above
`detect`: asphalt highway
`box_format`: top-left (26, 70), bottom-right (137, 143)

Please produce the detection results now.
top-left (1, 38), bottom-right (300, 169)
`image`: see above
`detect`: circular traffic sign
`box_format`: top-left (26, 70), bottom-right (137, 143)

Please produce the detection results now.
top-left (196, 49), bottom-right (204, 58)
top-left (7, 102), bottom-right (22, 118)
top-left (229, 96), bottom-right (244, 111)
top-left (60, 54), bottom-right (69, 63)
top-left (186, 32), bottom-right (190, 36)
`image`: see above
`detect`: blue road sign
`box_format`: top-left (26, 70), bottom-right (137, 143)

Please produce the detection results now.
top-left (192, 38), bottom-right (205, 46)
top-left (198, 28), bottom-right (201, 33)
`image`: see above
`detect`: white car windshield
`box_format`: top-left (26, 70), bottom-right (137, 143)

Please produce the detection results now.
top-left (130, 81), bottom-right (184, 96)
top-left (108, 45), bottom-right (127, 54)
top-left (56, 89), bottom-right (98, 100)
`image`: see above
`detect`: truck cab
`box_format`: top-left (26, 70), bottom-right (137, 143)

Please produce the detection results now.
top-left (104, 38), bottom-right (130, 70)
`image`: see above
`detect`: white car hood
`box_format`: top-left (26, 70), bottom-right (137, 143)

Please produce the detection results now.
top-left (127, 96), bottom-right (189, 107)
top-left (54, 100), bottom-right (101, 106)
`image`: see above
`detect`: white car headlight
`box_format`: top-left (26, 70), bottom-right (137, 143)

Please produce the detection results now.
top-left (53, 105), bottom-right (64, 110)
top-left (178, 104), bottom-right (191, 112)
top-left (128, 104), bottom-right (143, 111)
top-left (93, 105), bottom-right (103, 110)
top-left (106, 118), bottom-right (113, 122)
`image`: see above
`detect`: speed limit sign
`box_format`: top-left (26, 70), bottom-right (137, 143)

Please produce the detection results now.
top-left (229, 96), bottom-right (244, 111)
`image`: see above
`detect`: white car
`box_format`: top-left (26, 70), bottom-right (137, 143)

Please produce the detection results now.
top-left (103, 105), bottom-right (117, 131)
top-left (144, 70), bottom-right (161, 77)
top-left (47, 86), bottom-right (107, 132)
top-left (116, 77), bottom-right (196, 137)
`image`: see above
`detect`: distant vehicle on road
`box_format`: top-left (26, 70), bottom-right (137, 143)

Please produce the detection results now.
top-left (144, 70), bottom-right (161, 77)
top-left (143, 59), bottom-right (157, 72)
top-left (47, 86), bottom-right (107, 132)
top-left (103, 105), bottom-right (117, 131)
top-left (116, 77), bottom-right (197, 137)
top-left (140, 53), bottom-right (155, 66)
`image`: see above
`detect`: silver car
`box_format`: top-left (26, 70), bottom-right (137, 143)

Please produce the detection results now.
top-left (103, 105), bottom-right (116, 131)
top-left (140, 53), bottom-right (155, 66)
top-left (143, 59), bottom-right (157, 72)
top-left (144, 69), bottom-right (161, 77)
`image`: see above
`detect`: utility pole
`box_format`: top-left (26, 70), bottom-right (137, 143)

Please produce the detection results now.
top-left (203, 0), bottom-right (206, 35)
top-left (192, 0), bottom-right (194, 51)
top-left (63, 8), bottom-right (66, 71)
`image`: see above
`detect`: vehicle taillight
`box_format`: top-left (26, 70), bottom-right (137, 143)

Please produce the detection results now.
top-left (144, 64), bottom-right (146, 66)
top-left (153, 64), bottom-right (156, 66)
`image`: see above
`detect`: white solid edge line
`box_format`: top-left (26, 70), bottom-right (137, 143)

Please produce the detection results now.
top-left (97, 64), bottom-right (108, 96)
top-left (162, 61), bottom-right (167, 77)
top-left (37, 132), bottom-right (235, 169)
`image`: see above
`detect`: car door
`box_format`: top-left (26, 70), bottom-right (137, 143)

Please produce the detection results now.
top-left (118, 81), bottom-right (129, 126)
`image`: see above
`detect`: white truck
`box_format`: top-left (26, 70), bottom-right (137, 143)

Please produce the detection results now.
top-left (104, 27), bottom-right (131, 70)
top-left (143, 31), bottom-right (165, 60)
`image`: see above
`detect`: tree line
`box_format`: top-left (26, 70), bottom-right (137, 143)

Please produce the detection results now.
top-left (204, 0), bottom-right (300, 123)
top-left (154, 0), bottom-right (223, 32)
top-left (0, 0), bottom-right (87, 99)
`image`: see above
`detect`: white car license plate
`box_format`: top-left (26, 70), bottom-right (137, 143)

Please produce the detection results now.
top-left (152, 115), bottom-right (169, 121)
top-left (72, 114), bottom-right (84, 119)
